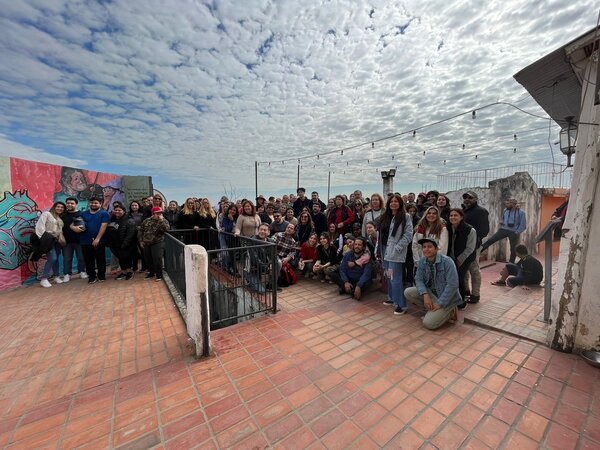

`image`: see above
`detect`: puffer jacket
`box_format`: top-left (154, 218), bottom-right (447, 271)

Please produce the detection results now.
top-left (106, 215), bottom-right (137, 251)
top-left (380, 213), bottom-right (413, 263)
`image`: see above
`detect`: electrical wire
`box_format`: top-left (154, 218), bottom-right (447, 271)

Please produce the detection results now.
top-left (256, 100), bottom-right (553, 164)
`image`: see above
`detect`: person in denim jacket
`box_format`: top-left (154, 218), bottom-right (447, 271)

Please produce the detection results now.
top-left (404, 237), bottom-right (462, 330)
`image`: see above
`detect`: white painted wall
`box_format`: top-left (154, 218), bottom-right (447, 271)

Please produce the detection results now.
top-left (549, 55), bottom-right (600, 351)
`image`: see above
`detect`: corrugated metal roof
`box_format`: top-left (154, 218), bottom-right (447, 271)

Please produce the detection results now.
top-left (513, 27), bottom-right (598, 128)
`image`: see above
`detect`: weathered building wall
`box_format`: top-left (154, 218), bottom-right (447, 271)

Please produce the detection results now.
top-left (549, 55), bottom-right (600, 351)
top-left (445, 172), bottom-right (541, 259)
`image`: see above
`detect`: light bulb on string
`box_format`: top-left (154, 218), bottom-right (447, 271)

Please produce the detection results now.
top-left (341, 150), bottom-right (343, 155)
top-left (371, 142), bottom-right (374, 148)
top-left (472, 110), bottom-right (476, 119)
top-left (417, 163), bottom-right (420, 168)
top-left (462, 144), bottom-right (465, 150)
top-left (391, 155), bottom-right (394, 160)
top-left (423, 150), bottom-right (426, 155)
top-left (443, 160), bottom-right (447, 165)
top-left (475, 154), bottom-right (478, 159)
top-left (413, 130), bottom-right (416, 137)
top-left (317, 155), bottom-right (320, 160)
top-left (514, 134), bottom-right (517, 140)
top-left (513, 148), bottom-right (517, 153)
top-left (268, 162), bottom-right (270, 167)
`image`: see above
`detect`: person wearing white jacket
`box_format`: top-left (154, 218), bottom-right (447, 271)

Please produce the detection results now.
top-left (412, 206), bottom-right (449, 264)
top-left (35, 202), bottom-right (66, 288)
top-left (377, 194), bottom-right (413, 315)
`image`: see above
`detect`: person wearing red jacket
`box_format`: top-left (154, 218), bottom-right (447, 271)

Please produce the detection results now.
top-left (327, 195), bottom-right (355, 235)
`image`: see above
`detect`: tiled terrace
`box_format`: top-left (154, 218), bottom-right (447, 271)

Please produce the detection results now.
top-left (0, 264), bottom-right (597, 449)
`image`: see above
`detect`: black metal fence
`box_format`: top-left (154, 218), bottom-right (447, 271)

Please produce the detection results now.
top-left (164, 228), bottom-right (278, 330)
top-left (164, 233), bottom-right (187, 299)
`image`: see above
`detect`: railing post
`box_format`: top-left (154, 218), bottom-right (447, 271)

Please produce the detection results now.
top-left (271, 244), bottom-right (278, 313)
top-left (185, 245), bottom-right (211, 357)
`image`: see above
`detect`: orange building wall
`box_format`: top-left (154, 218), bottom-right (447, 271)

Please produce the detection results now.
top-left (538, 192), bottom-right (568, 258)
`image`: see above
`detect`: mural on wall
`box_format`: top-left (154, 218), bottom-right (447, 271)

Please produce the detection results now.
top-left (0, 156), bottom-right (152, 292)
top-left (0, 190), bottom-right (40, 270)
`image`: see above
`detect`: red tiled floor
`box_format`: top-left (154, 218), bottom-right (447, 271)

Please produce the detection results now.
top-left (1, 271), bottom-right (597, 449)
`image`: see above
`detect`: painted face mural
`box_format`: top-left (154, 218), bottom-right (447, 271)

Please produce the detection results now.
top-left (0, 190), bottom-right (40, 270)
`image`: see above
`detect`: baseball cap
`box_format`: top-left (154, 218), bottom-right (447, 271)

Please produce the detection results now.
top-left (418, 237), bottom-right (439, 248)
top-left (151, 206), bottom-right (163, 213)
top-left (462, 191), bottom-right (478, 199)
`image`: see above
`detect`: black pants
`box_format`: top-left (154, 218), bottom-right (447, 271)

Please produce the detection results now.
top-left (143, 242), bottom-right (164, 278)
top-left (482, 229), bottom-right (520, 263)
top-left (82, 244), bottom-right (106, 281)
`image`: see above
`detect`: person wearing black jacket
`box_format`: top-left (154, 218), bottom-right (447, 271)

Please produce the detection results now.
top-left (106, 203), bottom-right (137, 280)
top-left (313, 232), bottom-right (340, 282)
top-left (293, 187), bottom-right (311, 217)
top-left (310, 202), bottom-right (328, 236)
top-left (462, 191), bottom-right (490, 304)
top-left (447, 208), bottom-right (477, 307)
top-left (164, 201), bottom-right (179, 229)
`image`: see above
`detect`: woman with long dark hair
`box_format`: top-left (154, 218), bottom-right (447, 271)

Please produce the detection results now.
top-left (447, 208), bottom-right (477, 307)
top-left (378, 194), bottom-right (413, 315)
top-left (35, 201), bottom-right (66, 287)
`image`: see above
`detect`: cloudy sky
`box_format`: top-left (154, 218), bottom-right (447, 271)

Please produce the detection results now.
top-left (0, 0), bottom-right (595, 201)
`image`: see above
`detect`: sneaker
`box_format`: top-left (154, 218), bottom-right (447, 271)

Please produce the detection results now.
top-left (88, 278), bottom-right (98, 284)
top-left (145, 273), bottom-right (155, 279)
top-left (98, 278), bottom-right (106, 282)
top-left (40, 279), bottom-right (51, 288)
top-left (79, 272), bottom-right (89, 279)
top-left (382, 300), bottom-right (394, 306)
top-left (63, 274), bottom-right (71, 283)
top-left (115, 273), bottom-right (127, 280)
top-left (155, 276), bottom-right (163, 282)
top-left (394, 306), bottom-right (407, 315)
top-left (457, 302), bottom-right (467, 310)
top-left (54, 276), bottom-right (64, 284)
top-left (125, 272), bottom-right (134, 280)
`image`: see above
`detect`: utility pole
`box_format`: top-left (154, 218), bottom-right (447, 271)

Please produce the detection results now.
top-left (254, 161), bottom-right (258, 200)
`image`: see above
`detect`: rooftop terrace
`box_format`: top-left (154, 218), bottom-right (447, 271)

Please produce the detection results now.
top-left (0, 264), bottom-right (597, 449)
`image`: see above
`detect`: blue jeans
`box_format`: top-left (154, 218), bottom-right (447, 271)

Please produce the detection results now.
top-left (383, 259), bottom-right (405, 309)
top-left (62, 242), bottom-right (85, 275)
top-left (42, 243), bottom-right (61, 278)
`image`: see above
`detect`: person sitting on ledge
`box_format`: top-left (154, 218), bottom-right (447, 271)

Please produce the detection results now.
top-left (491, 244), bottom-right (543, 289)
top-left (404, 237), bottom-right (462, 330)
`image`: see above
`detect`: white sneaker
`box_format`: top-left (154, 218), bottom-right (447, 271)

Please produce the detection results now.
top-left (79, 272), bottom-right (89, 279)
top-left (63, 274), bottom-right (70, 283)
top-left (40, 279), bottom-right (51, 288)
top-left (54, 276), bottom-right (64, 284)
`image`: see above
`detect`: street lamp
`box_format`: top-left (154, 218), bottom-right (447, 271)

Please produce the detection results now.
top-left (381, 169), bottom-right (396, 196)
top-left (559, 116), bottom-right (577, 167)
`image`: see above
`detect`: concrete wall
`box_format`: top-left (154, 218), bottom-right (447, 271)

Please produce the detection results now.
top-left (185, 245), bottom-right (211, 357)
top-left (445, 172), bottom-right (541, 259)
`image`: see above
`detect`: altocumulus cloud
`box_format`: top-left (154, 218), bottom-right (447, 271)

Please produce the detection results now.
top-left (0, 0), bottom-right (595, 199)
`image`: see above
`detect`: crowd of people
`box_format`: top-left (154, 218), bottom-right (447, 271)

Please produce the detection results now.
top-left (29, 187), bottom-right (544, 330)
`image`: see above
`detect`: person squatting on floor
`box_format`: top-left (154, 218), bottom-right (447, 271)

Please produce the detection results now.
top-left (404, 237), bottom-right (463, 330)
top-left (491, 244), bottom-right (543, 288)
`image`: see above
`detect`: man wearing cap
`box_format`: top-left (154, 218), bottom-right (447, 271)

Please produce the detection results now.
top-left (481, 198), bottom-right (526, 263)
top-left (138, 206), bottom-right (170, 281)
top-left (404, 237), bottom-right (462, 329)
top-left (462, 190), bottom-right (490, 304)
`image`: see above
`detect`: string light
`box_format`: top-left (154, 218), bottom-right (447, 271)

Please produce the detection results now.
top-left (462, 144), bottom-right (465, 150)
top-left (413, 130), bottom-right (416, 137)
top-left (514, 134), bottom-right (517, 140)
top-left (514, 148), bottom-right (517, 153)
top-left (475, 154), bottom-right (478, 159)
top-left (256, 101), bottom-right (552, 165)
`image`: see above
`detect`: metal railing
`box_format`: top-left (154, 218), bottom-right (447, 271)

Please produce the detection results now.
top-left (164, 233), bottom-right (186, 299)
top-left (165, 229), bottom-right (278, 330)
top-left (436, 162), bottom-right (572, 192)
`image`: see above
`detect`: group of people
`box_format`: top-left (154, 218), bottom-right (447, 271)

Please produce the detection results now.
top-left (30, 194), bottom-right (171, 286)
top-left (205, 187), bottom-right (543, 330)
top-left (30, 186), bottom-right (545, 330)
